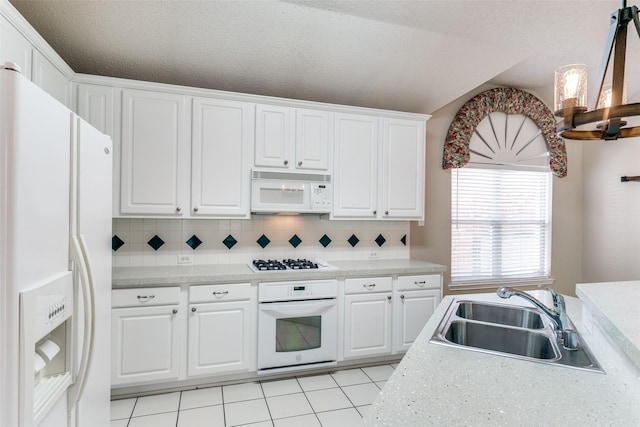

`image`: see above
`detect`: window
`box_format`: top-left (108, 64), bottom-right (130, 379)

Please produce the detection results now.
top-left (451, 167), bottom-right (552, 288)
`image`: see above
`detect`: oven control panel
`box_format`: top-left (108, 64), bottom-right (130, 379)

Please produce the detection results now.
top-left (258, 279), bottom-right (338, 302)
top-left (288, 285), bottom-right (311, 297)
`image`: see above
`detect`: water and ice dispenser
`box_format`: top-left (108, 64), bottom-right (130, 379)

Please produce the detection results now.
top-left (19, 272), bottom-right (74, 427)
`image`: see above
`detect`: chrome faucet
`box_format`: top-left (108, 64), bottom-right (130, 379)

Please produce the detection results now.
top-left (497, 286), bottom-right (578, 350)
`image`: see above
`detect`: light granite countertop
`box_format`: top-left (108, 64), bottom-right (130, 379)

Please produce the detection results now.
top-left (576, 280), bottom-right (640, 370)
top-left (364, 292), bottom-right (640, 426)
top-left (112, 259), bottom-right (447, 288)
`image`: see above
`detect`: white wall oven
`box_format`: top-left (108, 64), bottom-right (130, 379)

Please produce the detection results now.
top-left (258, 280), bottom-right (337, 374)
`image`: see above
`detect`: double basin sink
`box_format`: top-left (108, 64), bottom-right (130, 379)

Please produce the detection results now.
top-left (430, 298), bottom-right (603, 372)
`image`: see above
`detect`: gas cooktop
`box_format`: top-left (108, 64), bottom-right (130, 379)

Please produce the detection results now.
top-left (249, 258), bottom-right (336, 272)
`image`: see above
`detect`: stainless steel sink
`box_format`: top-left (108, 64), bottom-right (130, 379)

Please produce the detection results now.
top-left (455, 301), bottom-right (545, 329)
top-left (430, 299), bottom-right (604, 372)
top-left (444, 321), bottom-right (557, 359)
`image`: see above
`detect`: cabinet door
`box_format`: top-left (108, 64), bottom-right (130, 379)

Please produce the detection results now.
top-left (295, 108), bottom-right (330, 171)
top-left (191, 97), bottom-right (253, 217)
top-left (120, 89), bottom-right (188, 215)
top-left (395, 289), bottom-right (440, 352)
top-left (111, 305), bottom-right (181, 386)
top-left (255, 104), bottom-right (292, 168)
top-left (76, 84), bottom-right (120, 216)
top-left (187, 300), bottom-right (255, 377)
top-left (381, 118), bottom-right (425, 220)
top-left (0, 16), bottom-right (32, 78)
top-left (344, 293), bottom-right (392, 358)
top-left (333, 113), bottom-right (378, 218)
top-left (32, 51), bottom-right (70, 107)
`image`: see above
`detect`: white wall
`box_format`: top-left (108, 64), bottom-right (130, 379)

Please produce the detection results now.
top-left (410, 84), bottom-right (584, 296)
top-left (582, 138), bottom-right (640, 282)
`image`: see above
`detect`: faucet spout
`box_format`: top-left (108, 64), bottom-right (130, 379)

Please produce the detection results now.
top-left (496, 286), bottom-right (577, 350)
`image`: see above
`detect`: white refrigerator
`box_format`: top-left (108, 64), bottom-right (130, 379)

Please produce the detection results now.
top-left (0, 65), bottom-right (112, 427)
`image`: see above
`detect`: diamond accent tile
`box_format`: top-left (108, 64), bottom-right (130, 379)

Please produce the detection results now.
top-left (222, 234), bottom-right (237, 249)
top-left (401, 234), bottom-right (407, 246)
top-left (112, 235), bottom-right (125, 251)
top-left (257, 234), bottom-right (271, 248)
top-left (347, 234), bottom-right (359, 247)
top-left (147, 234), bottom-right (164, 251)
top-left (319, 234), bottom-right (332, 247)
top-left (186, 234), bottom-right (202, 250)
top-left (289, 234), bottom-right (302, 248)
top-left (375, 234), bottom-right (386, 247)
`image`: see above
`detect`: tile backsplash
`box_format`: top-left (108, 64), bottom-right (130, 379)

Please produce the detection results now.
top-left (112, 216), bottom-right (410, 267)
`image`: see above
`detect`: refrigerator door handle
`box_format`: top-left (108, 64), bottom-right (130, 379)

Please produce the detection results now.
top-left (67, 234), bottom-right (96, 409)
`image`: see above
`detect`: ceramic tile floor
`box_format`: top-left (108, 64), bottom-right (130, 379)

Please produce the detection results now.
top-left (110, 364), bottom-right (397, 427)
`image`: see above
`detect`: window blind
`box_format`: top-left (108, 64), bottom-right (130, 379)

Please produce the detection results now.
top-left (451, 167), bottom-right (552, 284)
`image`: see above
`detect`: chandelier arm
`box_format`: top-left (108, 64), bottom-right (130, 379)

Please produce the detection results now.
top-left (560, 126), bottom-right (640, 140)
top-left (594, 9), bottom-right (621, 109)
top-left (607, 15), bottom-right (629, 137)
top-left (570, 103), bottom-right (640, 128)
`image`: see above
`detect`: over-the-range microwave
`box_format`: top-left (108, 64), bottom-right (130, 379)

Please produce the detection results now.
top-left (251, 170), bottom-right (332, 214)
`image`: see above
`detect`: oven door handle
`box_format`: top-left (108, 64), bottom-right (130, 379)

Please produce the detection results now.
top-left (259, 299), bottom-right (336, 316)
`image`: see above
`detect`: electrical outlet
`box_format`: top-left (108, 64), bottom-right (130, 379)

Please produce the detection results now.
top-left (177, 254), bottom-right (193, 264)
top-left (369, 251), bottom-right (379, 259)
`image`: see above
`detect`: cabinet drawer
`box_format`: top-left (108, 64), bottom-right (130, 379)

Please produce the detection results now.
top-left (189, 283), bottom-right (251, 303)
top-left (397, 275), bottom-right (441, 291)
top-left (112, 287), bottom-right (180, 308)
top-left (345, 277), bottom-right (392, 294)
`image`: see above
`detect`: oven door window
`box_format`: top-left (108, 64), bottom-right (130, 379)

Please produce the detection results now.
top-left (275, 315), bottom-right (321, 352)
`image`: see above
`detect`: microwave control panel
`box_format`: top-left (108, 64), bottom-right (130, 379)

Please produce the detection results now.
top-left (311, 183), bottom-right (332, 211)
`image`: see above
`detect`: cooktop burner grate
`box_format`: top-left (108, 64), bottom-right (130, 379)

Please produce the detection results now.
top-left (250, 258), bottom-right (335, 272)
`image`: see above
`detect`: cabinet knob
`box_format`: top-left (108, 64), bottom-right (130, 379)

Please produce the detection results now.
top-left (373, 210), bottom-right (377, 215)
top-left (387, 295), bottom-right (392, 301)
top-left (284, 160), bottom-right (289, 166)
top-left (385, 211), bottom-right (389, 215)
top-left (172, 309), bottom-right (178, 314)
top-left (176, 206), bottom-right (181, 212)
top-left (193, 206), bottom-right (199, 212)
top-left (298, 161), bottom-right (302, 166)
top-left (191, 307), bottom-right (197, 312)
top-left (400, 294), bottom-right (405, 300)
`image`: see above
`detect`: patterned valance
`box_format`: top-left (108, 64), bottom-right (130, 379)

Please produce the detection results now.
top-left (442, 88), bottom-right (567, 178)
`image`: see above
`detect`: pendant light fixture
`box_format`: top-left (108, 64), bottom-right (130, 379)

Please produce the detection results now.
top-left (555, 0), bottom-right (640, 140)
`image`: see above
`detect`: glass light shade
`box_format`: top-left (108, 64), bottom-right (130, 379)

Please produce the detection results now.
top-left (554, 64), bottom-right (588, 112)
top-left (596, 83), bottom-right (628, 109)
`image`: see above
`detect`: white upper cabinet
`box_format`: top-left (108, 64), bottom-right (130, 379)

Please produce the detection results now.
top-left (191, 97), bottom-right (253, 218)
top-left (0, 16), bottom-right (32, 77)
top-left (295, 108), bottom-right (331, 170)
top-left (120, 89), bottom-right (189, 216)
top-left (254, 104), bottom-right (331, 171)
top-left (334, 114), bottom-right (426, 220)
top-left (32, 50), bottom-right (70, 107)
top-left (333, 113), bottom-right (379, 218)
top-left (381, 118), bottom-right (426, 220)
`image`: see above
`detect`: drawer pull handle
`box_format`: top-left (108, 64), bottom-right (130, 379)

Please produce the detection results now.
top-left (172, 309), bottom-right (178, 314)
top-left (213, 291), bottom-right (229, 296)
top-left (415, 281), bottom-right (426, 286)
top-left (363, 284), bottom-right (376, 289)
top-left (137, 295), bottom-right (155, 302)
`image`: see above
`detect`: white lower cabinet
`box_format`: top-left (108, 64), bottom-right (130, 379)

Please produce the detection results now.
top-left (394, 275), bottom-right (442, 352)
top-left (343, 274), bottom-right (442, 359)
top-left (187, 283), bottom-right (256, 377)
top-left (343, 277), bottom-right (393, 359)
top-left (111, 287), bottom-right (182, 386)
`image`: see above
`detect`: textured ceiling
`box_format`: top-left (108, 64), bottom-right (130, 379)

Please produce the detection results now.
top-left (9, 0), bottom-right (640, 114)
